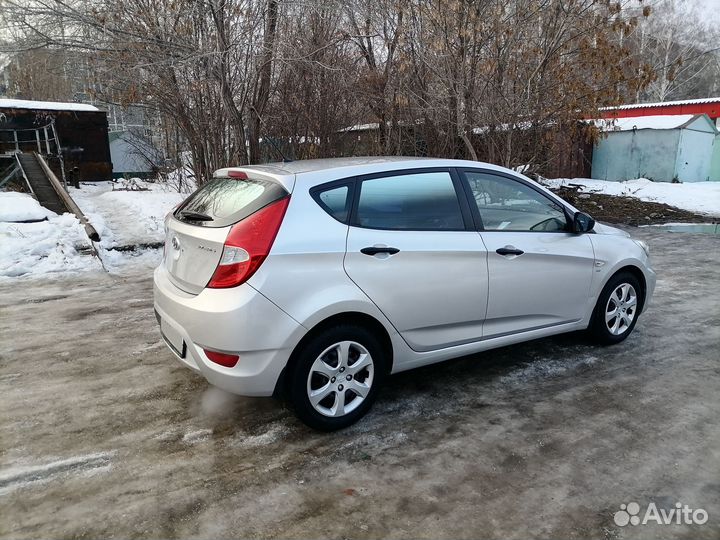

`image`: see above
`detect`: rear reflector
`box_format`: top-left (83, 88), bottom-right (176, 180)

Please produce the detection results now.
top-left (207, 197), bottom-right (290, 288)
top-left (204, 349), bottom-right (239, 368)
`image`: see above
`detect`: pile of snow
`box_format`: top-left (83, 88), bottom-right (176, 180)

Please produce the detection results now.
top-left (542, 178), bottom-right (720, 216)
top-left (0, 211), bottom-right (100, 279)
top-left (0, 191), bottom-right (56, 222)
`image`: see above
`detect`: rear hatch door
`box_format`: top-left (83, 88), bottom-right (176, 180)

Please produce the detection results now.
top-left (164, 172), bottom-right (289, 294)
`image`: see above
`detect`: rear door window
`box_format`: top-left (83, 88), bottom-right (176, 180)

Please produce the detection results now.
top-left (311, 183), bottom-right (352, 223)
top-left (354, 171), bottom-right (465, 230)
top-left (175, 175), bottom-right (288, 228)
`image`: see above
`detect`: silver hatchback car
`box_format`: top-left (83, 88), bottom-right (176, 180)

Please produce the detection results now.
top-left (154, 157), bottom-right (655, 430)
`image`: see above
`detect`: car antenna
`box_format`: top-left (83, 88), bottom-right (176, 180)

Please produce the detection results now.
top-left (265, 134), bottom-right (292, 163)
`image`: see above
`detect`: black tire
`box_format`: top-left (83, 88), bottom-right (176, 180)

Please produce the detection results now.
top-left (288, 324), bottom-right (387, 431)
top-left (589, 271), bottom-right (643, 345)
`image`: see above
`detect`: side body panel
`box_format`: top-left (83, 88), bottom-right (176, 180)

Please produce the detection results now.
top-left (479, 231), bottom-right (595, 337)
top-left (344, 228), bottom-right (488, 351)
top-left (247, 182), bottom-right (399, 339)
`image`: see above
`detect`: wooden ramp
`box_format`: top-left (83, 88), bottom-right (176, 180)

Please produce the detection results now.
top-left (16, 153), bottom-right (68, 215)
top-left (15, 152), bottom-right (100, 241)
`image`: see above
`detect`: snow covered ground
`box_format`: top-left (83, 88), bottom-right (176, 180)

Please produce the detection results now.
top-left (0, 204), bottom-right (101, 279)
top-left (70, 180), bottom-right (186, 249)
top-left (541, 178), bottom-right (720, 216)
top-left (0, 179), bottom-right (189, 280)
top-left (70, 180), bottom-right (188, 272)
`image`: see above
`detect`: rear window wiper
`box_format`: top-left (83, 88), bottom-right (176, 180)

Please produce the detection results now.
top-left (179, 210), bottom-right (214, 222)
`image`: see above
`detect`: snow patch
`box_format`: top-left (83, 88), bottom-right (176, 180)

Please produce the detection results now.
top-left (100, 246), bottom-right (164, 273)
top-left (0, 192), bottom-right (56, 222)
top-left (601, 96), bottom-right (720, 111)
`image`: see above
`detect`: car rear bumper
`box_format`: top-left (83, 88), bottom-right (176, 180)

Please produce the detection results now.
top-left (153, 266), bottom-right (306, 397)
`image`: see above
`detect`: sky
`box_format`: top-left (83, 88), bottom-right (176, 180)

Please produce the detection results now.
top-left (688, 0), bottom-right (720, 24)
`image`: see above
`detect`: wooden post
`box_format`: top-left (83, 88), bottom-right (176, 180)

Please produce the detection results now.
top-left (34, 152), bottom-right (100, 242)
top-left (44, 126), bottom-right (51, 154)
top-left (36, 129), bottom-right (42, 153)
top-left (49, 122), bottom-right (67, 186)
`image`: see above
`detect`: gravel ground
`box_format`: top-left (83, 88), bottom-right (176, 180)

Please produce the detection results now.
top-left (1, 226), bottom-right (718, 539)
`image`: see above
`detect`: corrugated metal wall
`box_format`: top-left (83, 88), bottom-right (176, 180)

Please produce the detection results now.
top-left (676, 128), bottom-right (713, 182)
top-left (592, 130), bottom-right (679, 181)
top-left (592, 121), bottom-right (717, 182)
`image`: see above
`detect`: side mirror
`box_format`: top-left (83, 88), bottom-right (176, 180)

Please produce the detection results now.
top-left (572, 211), bottom-right (595, 233)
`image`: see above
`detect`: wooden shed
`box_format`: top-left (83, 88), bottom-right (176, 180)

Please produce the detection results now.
top-left (0, 98), bottom-right (112, 182)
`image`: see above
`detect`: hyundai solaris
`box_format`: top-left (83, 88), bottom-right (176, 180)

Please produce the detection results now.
top-left (154, 157), bottom-right (655, 430)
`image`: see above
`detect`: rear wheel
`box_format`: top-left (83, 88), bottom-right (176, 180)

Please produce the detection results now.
top-left (589, 272), bottom-right (642, 345)
top-left (288, 325), bottom-right (387, 431)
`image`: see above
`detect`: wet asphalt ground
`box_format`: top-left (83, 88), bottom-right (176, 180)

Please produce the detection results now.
top-left (1, 226), bottom-right (718, 539)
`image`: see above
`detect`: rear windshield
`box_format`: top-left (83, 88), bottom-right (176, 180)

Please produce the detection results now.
top-left (174, 176), bottom-right (288, 227)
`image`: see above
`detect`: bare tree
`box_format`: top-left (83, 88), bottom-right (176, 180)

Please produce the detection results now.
top-left (629, 0), bottom-right (720, 102)
top-left (1, 0), bottom-right (662, 179)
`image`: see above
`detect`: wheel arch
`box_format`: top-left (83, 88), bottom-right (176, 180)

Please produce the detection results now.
top-left (273, 311), bottom-right (394, 398)
top-left (616, 265), bottom-right (647, 313)
top-left (599, 264), bottom-right (648, 315)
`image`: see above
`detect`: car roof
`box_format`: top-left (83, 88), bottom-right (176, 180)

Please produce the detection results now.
top-left (215, 157), bottom-right (579, 214)
top-left (243, 156), bottom-right (428, 175)
top-left (219, 157), bottom-right (514, 184)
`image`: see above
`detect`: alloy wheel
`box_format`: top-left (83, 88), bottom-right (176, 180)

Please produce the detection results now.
top-left (605, 283), bottom-right (637, 336)
top-left (306, 341), bottom-right (374, 417)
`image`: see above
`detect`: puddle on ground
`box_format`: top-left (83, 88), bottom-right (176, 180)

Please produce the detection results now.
top-left (643, 223), bottom-right (720, 234)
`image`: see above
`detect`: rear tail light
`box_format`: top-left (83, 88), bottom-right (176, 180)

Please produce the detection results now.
top-left (207, 197), bottom-right (290, 288)
top-left (203, 349), bottom-right (239, 368)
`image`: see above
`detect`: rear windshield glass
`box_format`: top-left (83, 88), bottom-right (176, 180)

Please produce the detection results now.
top-left (175, 176), bottom-right (288, 227)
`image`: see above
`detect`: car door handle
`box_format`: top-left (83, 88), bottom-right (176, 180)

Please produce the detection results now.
top-left (361, 246), bottom-right (400, 256)
top-left (496, 246), bottom-right (524, 256)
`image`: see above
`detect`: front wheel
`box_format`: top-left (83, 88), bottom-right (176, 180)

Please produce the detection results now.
top-left (288, 325), bottom-right (387, 431)
top-left (589, 272), bottom-right (643, 345)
